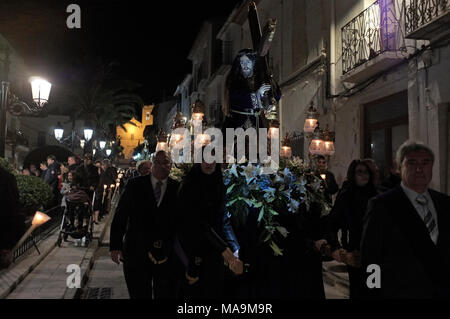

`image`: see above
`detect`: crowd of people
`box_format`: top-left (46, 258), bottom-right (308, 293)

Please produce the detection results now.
top-left (110, 140), bottom-right (449, 299)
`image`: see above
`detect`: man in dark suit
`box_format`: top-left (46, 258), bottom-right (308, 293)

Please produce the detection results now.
top-left (110, 151), bottom-right (181, 299)
top-left (361, 141), bottom-right (450, 298)
top-left (43, 155), bottom-right (60, 206)
top-left (314, 155), bottom-right (339, 205)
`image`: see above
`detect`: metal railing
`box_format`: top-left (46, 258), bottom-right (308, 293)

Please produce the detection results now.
top-left (342, 0), bottom-right (406, 74)
top-left (291, 132), bottom-right (305, 158)
top-left (13, 206), bottom-right (63, 261)
top-left (405, 0), bottom-right (450, 35)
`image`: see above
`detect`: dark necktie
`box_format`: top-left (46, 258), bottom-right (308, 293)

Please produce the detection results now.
top-left (154, 180), bottom-right (163, 204)
top-left (415, 194), bottom-right (437, 236)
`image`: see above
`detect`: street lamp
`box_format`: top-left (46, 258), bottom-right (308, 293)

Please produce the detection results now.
top-left (106, 149), bottom-right (112, 156)
top-left (99, 140), bottom-right (106, 150)
top-left (29, 77), bottom-right (52, 107)
top-left (54, 122), bottom-right (64, 141)
top-left (83, 120), bottom-right (94, 142)
top-left (80, 139), bottom-right (85, 149)
top-left (1, 69), bottom-right (52, 157)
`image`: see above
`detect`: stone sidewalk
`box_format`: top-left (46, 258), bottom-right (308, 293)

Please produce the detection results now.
top-left (1, 197), bottom-right (116, 299)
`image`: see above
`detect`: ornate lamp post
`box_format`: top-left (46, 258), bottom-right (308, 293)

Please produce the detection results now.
top-left (1, 73), bottom-right (52, 157)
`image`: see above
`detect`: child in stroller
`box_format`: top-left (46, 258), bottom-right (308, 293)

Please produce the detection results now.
top-left (57, 184), bottom-right (93, 247)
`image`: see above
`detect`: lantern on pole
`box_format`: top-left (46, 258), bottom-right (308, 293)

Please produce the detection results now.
top-left (280, 133), bottom-right (292, 159)
top-left (156, 129), bottom-right (169, 152)
top-left (309, 123), bottom-right (325, 156)
top-left (304, 102), bottom-right (319, 134)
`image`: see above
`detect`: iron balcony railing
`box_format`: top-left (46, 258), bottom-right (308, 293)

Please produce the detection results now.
top-left (405, 0), bottom-right (450, 36)
top-left (342, 0), bottom-right (406, 74)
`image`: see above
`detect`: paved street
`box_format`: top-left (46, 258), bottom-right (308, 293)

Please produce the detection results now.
top-left (3, 196), bottom-right (348, 300)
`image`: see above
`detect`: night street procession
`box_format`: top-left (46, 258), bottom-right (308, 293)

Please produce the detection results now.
top-left (1, 0), bottom-right (450, 310)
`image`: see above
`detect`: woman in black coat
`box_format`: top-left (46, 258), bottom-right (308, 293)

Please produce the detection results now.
top-left (325, 159), bottom-right (379, 299)
top-left (178, 160), bottom-right (240, 299)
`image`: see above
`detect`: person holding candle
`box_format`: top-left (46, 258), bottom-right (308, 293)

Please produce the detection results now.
top-left (314, 155), bottom-right (338, 205)
top-left (324, 159), bottom-right (379, 299)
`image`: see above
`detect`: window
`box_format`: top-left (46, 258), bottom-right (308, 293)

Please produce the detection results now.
top-left (364, 91), bottom-right (409, 178)
top-left (146, 112), bottom-right (150, 121)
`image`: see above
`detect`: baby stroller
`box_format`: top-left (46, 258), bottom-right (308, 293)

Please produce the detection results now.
top-left (57, 188), bottom-right (94, 247)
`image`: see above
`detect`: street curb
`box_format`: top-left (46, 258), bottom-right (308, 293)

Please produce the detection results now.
top-left (0, 231), bottom-right (58, 299)
top-left (62, 198), bottom-right (117, 299)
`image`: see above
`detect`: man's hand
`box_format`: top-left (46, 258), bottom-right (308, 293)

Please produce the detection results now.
top-left (258, 84), bottom-right (272, 99)
top-left (147, 251), bottom-right (168, 265)
top-left (185, 272), bottom-right (199, 285)
top-left (343, 250), bottom-right (361, 268)
top-left (331, 248), bottom-right (346, 263)
top-left (222, 247), bottom-right (237, 267)
top-left (314, 239), bottom-right (328, 253)
top-left (0, 250), bottom-right (13, 269)
top-left (229, 259), bottom-right (244, 275)
top-left (110, 250), bottom-right (123, 265)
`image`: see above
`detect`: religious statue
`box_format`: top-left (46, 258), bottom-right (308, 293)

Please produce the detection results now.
top-left (222, 48), bottom-right (281, 131)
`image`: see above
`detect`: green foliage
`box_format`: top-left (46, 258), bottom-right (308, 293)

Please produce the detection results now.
top-left (58, 61), bottom-right (143, 140)
top-left (169, 158), bottom-right (332, 257)
top-left (224, 158), bottom-right (331, 256)
top-left (0, 157), bottom-right (18, 176)
top-left (15, 175), bottom-right (54, 217)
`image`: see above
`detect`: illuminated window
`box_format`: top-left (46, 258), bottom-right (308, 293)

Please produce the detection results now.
top-left (146, 112), bottom-right (150, 120)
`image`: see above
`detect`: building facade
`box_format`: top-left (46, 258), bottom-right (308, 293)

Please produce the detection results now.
top-left (116, 104), bottom-right (154, 159)
top-left (184, 0), bottom-right (449, 194)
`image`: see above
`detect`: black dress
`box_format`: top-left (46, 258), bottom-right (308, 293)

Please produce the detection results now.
top-left (325, 183), bottom-right (378, 299)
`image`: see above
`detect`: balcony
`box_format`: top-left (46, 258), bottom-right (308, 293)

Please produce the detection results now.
top-left (341, 0), bottom-right (405, 84)
top-left (405, 0), bottom-right (450, 39)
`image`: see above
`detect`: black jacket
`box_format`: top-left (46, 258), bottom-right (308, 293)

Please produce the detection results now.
top-left (110, 175), bottom-right (180, 263)
top-left (43, 162), bottom-right (59, 192)
top-left (178, 165), bottom-right (239, 276)
top-left (0, 167), bottom-right (26, 250)
top-left (76, 163), bottom-right (100, 189)
top-left (361, 185), bottom-right (450, 298)
top-left (326, 183), bottom-right (379, 252)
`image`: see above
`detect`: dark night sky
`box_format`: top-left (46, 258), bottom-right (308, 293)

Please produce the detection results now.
top-left (0, 0), bottom-right (241, 109)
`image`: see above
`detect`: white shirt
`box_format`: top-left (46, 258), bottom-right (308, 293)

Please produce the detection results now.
top-left (151, 174), bottom-right (168, 207)
top-left (400, 182), bottom-right (439, 244)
